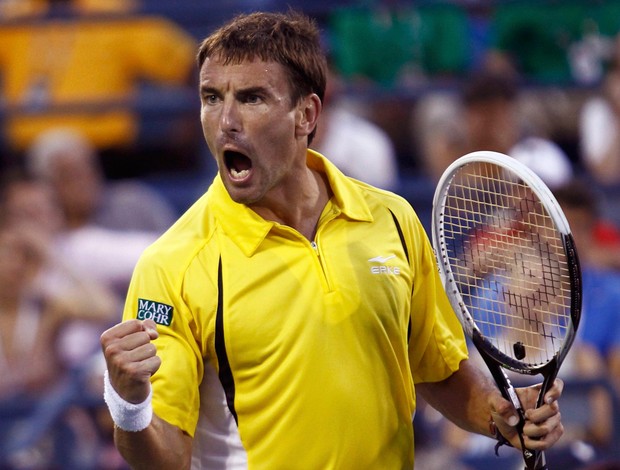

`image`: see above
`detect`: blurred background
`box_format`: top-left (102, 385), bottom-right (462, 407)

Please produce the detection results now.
top-left (1, 0), bottom-right (620, 469)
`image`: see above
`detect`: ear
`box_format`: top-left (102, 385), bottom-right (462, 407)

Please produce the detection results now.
top-left (295, 94), bottom-right (322, 139)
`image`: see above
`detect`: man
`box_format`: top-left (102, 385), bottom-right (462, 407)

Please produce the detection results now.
top-left (100, 11), bottom-right (564, 469)
top-left (26, 127), bottom-right (176, 233)
top-left (416, 70), bottom-right (574, 190)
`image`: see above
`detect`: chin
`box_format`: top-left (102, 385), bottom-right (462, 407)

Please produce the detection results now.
top-left (224, 183), bottom-right (261, 206)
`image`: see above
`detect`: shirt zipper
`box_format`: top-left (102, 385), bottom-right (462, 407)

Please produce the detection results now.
top-left (310, 238), bottom-right (331, 291)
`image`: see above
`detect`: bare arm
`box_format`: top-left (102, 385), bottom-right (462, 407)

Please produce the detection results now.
top-left (101, 319), bottom-right (193, 469)
top-left (114, 415), bottom-right (192, 470)
top-left (417, 358), bottom-right (564, 451)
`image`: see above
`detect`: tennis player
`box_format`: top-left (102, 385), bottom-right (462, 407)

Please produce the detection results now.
top-left (100, 11), bottom-right (565, 469)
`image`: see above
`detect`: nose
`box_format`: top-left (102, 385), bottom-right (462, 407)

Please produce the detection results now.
top-left (220, 98), bottom-right (241, 135)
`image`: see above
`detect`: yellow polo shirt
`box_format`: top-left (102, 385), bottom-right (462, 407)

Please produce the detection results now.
top-left (123, 150), bottom-right (467, 469)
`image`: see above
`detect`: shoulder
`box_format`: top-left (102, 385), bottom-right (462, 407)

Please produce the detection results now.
top-left (353, 180), bottom-right (429, 250)
top-left (135, 192), bottom-right (218, 284)
top-left (358, 181), bottom-right (420, 223)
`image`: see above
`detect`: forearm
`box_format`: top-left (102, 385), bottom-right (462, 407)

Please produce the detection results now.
top-left (417, 359), bottom-right (497, 437)
top-left (114, 414), bottom-right (192, 470)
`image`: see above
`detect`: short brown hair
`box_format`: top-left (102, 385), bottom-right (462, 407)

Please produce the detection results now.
top-left (197, 10), bottom-right (326, 108)
top-left (462, 71), bottom-right (518, 107)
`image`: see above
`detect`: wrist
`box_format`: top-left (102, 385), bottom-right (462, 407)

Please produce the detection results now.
top-left (103, 370), bottom-right (153, 432)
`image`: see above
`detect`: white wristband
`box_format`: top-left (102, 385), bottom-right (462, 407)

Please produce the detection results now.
top-left (103, 370), bottom-right (153, 432)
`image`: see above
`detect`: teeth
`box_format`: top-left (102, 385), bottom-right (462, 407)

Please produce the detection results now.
top-left (231, 168), bottom-right (250, 179)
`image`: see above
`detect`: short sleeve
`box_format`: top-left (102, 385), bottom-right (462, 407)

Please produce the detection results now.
top-left (405, 212), bottom-right (468, 383)
top-left (122, 247), bottom-right (208, 437)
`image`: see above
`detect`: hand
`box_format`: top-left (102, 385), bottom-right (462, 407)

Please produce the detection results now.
top-left (100, 319), bottom-right (161, 404)
top-left (491, 379), bottom-right (565, 451)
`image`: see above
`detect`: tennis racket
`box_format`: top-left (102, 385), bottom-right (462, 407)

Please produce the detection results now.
top-left (431, 151), bottom-right (582, 470)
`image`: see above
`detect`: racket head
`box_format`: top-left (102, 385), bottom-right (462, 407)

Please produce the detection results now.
top-left (432, 151), bottom-right (582, 375)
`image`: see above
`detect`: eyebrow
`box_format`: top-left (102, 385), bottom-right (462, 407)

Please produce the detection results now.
top-left (199, 84), bottom-right (218, 96)
top-left (199, 84), bottom-right (272, 99)
top-left (236, 86), bottom-right (269, 97)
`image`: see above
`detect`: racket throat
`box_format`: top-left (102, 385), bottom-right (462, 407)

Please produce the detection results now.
top-left (472, 332), bottom-right (547, 469)
top-left (472, 332), bottom-right (523, 412)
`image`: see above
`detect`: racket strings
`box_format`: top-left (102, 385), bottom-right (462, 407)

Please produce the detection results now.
top-left (442, 164), bottom-right (571, 366)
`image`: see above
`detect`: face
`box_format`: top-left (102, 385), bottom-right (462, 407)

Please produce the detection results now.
top-left (50, 150), bottom-right (102, 223)
top-left (199, 57), bottom-right (319, 207)
top-left (465, 99), bottom-right (519, 153)
top-left (0, 227), bottom-right (42, 299)
top-left (3, 181), bottom-right (64, 234)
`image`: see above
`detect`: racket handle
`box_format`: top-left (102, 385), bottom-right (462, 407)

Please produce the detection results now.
top-left (473, 338), bottom-right (544, 470)
top-left (487, 373), bottom-right (551, 470)
top-left (525, 464), bottom-right (547, 470)
top-left (523, 446), bottom-right (546, 469)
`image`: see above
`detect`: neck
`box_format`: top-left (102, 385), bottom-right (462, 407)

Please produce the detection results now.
top-left (251, 167), bottom-right (331, 240)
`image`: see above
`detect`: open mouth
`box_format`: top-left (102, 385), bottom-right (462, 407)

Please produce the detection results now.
top-left (224, 150), bottom-right (252, 180)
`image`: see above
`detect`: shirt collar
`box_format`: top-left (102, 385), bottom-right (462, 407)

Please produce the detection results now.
top-left (209, 149), bottom-right (373, 257)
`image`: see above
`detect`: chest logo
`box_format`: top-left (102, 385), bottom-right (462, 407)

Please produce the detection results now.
top-left (137, 298), bottom-right (174, 326)
top-left (368, 255), bottom-right (396, 263)
top-left (368, 254), bottom-right (401, 275)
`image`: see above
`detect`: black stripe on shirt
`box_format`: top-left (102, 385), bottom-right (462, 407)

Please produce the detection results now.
top-left (214, 257), bottom-right (238, 424)
top-left (389, 209), bottom-right (412, 342)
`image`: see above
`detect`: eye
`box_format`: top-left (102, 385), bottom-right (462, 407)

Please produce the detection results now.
top-left (200, 89), bottom-right (220, 105)
top-left (203, 94), bottom-right (219, 105)
top-left (244, 94), bottom-right (262, 104)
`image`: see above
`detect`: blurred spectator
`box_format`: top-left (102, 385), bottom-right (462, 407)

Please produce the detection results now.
top-left (553, 179), bottom-right (620, 273)
top-left (413, 90), bottom-right (463, 182)
top-left (312, 63), bottom-right (398, 190)
top-left (0, 222), bottom-right (61, 400)
top-left (20, 129), bottom-right (162, 297)
top-left (462, 71), bottom-right (574, 188)
top-left (554, 180), bottom-right (620, 393)
top-left (0, 218), bottom-right (114, 392)
top-left (0, 0), bottom-right (197, 159)
top-left (26, 127), bottom-right (176, 233)
top-left (0, 168), bottom-right (125, 467)
top-left (556, 180), bottom-right (620, 273)
top-left (0, 167), bottom-right (63, 237)
top-left (415, 71), bottom-right (574, 189)
top-left (580, 50), bottom-right (620, 186)
top-left (0, 168), bottom-right (120, 348)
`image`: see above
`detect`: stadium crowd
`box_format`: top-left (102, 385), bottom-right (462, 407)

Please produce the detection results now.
top-left (1, 0), bottom-right (620, 469)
